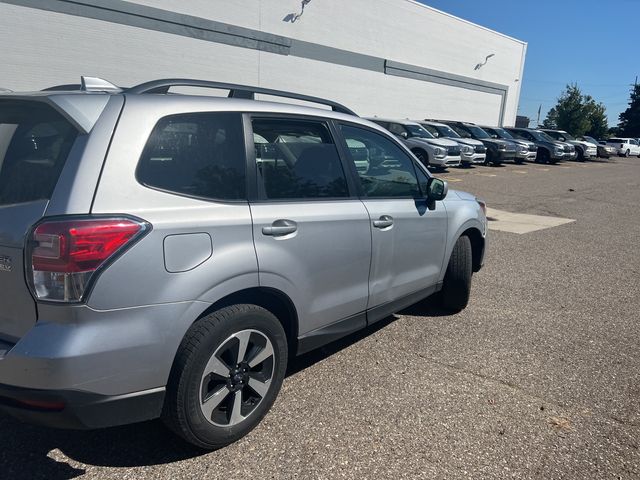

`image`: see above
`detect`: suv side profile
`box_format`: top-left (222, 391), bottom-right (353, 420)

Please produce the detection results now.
top-left (367, 118), bottom-right (464, 168)
top-left (0, 77), bottom-right (487, 449)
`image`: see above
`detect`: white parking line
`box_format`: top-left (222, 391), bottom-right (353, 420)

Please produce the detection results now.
top-left (511, 170), bottom-right (528, 174)
top-left (477, 173), bottom-right (497, 177)
top-left (486, 208), bottom-right (575, 234)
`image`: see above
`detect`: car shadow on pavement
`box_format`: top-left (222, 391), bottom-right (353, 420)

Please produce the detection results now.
top-left (0, 297), bottom-right (452, 477)
top-left (0, 413), bottom-right (204, 478)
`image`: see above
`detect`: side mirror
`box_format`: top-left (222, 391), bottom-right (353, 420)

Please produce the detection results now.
top-left (491, 134), bottom-right (498, 139)
top-left (559, 137), bottom-right (565, 142)
top-left (426, 177), bottom-right (448, 210)
top-left (399, 131), bottom-right (408, 139)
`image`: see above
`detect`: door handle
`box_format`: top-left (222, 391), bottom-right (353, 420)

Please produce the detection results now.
top-left (372, 215), bottom-right (394, 229)
top-left (262, 219), bottom-right (298, 237)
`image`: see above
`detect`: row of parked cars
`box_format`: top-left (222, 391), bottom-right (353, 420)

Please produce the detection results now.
top-left (367, 117), bottom-right (640, 169)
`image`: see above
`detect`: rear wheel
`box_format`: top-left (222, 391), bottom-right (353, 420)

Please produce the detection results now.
top-left (163, 304), bottom-right (288, 450)
top-left (440, 236), bottom-right (473, 313)
top-left (624, 149), bottom-right (630, 157)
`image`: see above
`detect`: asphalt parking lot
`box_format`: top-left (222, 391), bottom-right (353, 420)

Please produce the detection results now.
top-left (1, 156), bottom-right (639, 480)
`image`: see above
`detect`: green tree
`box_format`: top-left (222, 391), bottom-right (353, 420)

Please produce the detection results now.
top-left (541, 107), bottom-right (557, 129)
top-left (543, 84), bottom-right (591, 136)
top-left (618, 84), bottom-right (640, 137)
top-left (583, 96), bottom-right (609, 139)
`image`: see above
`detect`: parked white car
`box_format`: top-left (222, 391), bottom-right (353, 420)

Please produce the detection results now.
top-left (419, 120), bottom-right (487, 166)
top-left (606, 138), bottom-right (640, 157)
top-left (367, 118), bottom-right (464, 168)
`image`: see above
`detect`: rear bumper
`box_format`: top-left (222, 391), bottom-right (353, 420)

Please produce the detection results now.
top-left (0, 300), bottom-right (207, 429)
top-left (0, 383), bottom-right (164, 429)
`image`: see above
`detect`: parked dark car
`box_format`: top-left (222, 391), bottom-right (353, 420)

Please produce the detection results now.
top-left (581, 136), bottom-right (615, 159)
top-left (437, 121), bottom-right (516, 166)
top-left (480, 126), bottom-right (537, 164)
top-left (505, 127), bottom-right (568, 164)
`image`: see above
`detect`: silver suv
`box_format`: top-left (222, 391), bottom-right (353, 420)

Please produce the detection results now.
top-left (0, 77), bottom-right (486, 449)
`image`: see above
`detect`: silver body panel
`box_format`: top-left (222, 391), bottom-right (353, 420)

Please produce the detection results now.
top-left (0, 89), bottom-right (486, 415)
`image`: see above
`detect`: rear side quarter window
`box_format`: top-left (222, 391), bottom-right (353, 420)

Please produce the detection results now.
top-left (137, 112), bottom-right (246, 201)
top-left (0, 101), bottom-right (78, 206)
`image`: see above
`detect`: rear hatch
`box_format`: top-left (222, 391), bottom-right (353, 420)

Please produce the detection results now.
top-left (0, 100), bottom-right (80, 342)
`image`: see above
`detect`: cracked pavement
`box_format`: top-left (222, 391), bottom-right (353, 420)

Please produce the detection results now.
top-left (0, 157), bottom-right (638, 479)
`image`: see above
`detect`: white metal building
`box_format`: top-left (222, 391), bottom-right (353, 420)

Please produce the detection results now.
top-left (0, 0), bottom-right (527, 126)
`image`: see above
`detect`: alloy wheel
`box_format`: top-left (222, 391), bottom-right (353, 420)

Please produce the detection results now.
top-left (199, 329), bottom-right (275, 427)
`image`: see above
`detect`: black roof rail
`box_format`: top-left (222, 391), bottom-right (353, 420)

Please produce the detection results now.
top-left (126, 79), bottom-right (357, 116)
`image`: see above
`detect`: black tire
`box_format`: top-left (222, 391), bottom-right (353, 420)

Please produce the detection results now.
top-left (162, 304), bottom-right (288, 450)
top-left (538, 148), bottom-right (550, 164)
top-left (624, 149), bottom-right (630, 157)
top-left (515, 158), bottom-right (525, 165)
top-left (576, 149), bottom-right (585, 162)
top-left (440, 236), bottom-right (473, 313)
top-left (412, 149), bottom-right (430, 168)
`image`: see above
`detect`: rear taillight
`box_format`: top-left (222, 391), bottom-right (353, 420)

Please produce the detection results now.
top-left (27, 217), bottom-right (149, 302)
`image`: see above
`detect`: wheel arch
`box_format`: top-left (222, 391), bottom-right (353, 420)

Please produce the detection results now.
top-left (441, 215), bottom-right (485, 281)
top-left (194, 287), bottom-right (300, 358)
top-left (460, 227), bottom-right (485, 272)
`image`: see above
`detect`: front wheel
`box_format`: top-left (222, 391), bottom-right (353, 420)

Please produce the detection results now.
top-left (440, 236), bottom-right (473, 312)
top-left (162, 304), bottom-right (288, 449)
top-left (537, 148), bottom-right (550, 164)
top-left (624, 149), bottom-right (630, 157)
top-left (412, 149), bottom-right (430, 168)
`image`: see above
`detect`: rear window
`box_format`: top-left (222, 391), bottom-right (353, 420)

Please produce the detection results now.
top-left (608, 138), bottom-right (624, 143)
top-left (0, 101), bottom-right (78, 206)
top-left (137, 112), bottom-right (246, 201)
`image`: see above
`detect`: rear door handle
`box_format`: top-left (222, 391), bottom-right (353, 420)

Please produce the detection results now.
top-left (372, 215), bottom-right (394, 229)
top-left (262, 219), bottom-right (298, 237)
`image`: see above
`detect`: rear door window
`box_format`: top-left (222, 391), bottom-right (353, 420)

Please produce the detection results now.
top-left (252, 118), bottom-right (349, 200)
top-left (0, 101), bottom-right (78, 206)
top-left (137, 112), bottom-right (246, 201)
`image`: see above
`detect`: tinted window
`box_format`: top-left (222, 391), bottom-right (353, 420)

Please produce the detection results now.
top-left (608, 138), bottom-right (624, 143)
top-left (387, 123), bottom-right (407, 136)
top-left (340, 124), bottom-right (420, 198)
top-left (252, 118), bottom-right (348, 199)
top-left (0, 101), bottom-right (78, 206)
top-left (138, 112), bottom-right (246, 200)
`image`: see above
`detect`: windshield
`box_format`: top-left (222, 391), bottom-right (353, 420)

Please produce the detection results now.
top-left (492, 128), bottom-right (514, 140)
top-left (466, 125), bottom-right (491, 139)
top-left (447, 124), bottom-right (471, 138)
top-left (420, 124), bottom-right (441, 138)
top-left (405, 124), bottom-right (434, 139)
top-left (532, 130), bottom-right (556, 143)
top-left (582, 136), bottom-right (598, 144)
top-left (433, 124), bottom-right (461, 138)
top-left (546, 130), bottom-right (575, 141)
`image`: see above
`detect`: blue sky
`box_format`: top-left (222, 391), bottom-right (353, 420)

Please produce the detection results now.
top-left (420, 0), bottom-right (639, 127)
